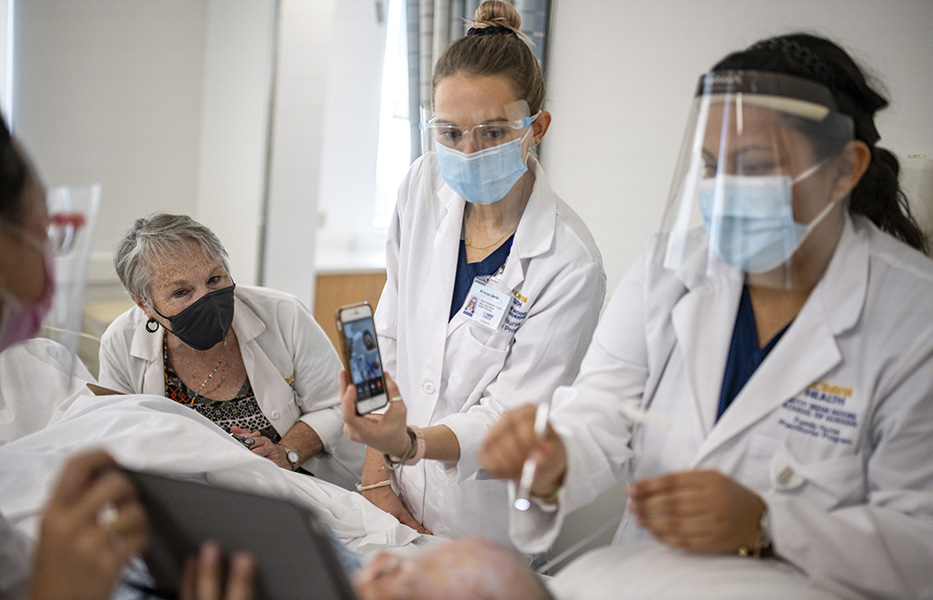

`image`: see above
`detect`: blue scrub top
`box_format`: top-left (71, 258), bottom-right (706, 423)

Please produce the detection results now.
top-left (717, 285), bottom-right (791, 421)
top-left (449, 235), bottom-right (514, 321)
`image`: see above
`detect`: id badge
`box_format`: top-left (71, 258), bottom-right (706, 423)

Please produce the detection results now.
top-left (460, 277), bottom-right (510, 330)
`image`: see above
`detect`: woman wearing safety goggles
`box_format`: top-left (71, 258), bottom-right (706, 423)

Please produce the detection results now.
top-left (340, 1), bottom-right (606, 548)
top-left (481, 34), bottom-right (932, 599)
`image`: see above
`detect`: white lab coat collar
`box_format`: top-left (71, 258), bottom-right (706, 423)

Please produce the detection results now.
top-left (127, 291), bottom-right (265, 396)
top-left (510, 157), bottom-right (559, 261)
top-left (667, 215), bottom-right (869, 461)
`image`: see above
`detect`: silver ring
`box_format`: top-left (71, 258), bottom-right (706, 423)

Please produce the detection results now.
top-left (96, 503), bottom-right (119, 527)
top-left (97, 505), bottom-right (126, 551)
top-left (390, 396), bottom-right (403, 403)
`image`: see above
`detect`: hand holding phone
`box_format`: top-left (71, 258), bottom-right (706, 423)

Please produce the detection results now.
top-left (230, 432), bottom-right (256, 449)
top-left (335, 303), bottom-right (389, 415)
top-left (339, 370), bottom-right (412, 460)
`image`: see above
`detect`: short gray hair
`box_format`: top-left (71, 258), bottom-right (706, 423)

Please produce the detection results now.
top-left (114, 213), bottom-right (230, 310)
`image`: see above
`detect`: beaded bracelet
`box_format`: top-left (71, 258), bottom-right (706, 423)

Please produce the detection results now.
top-left (356, 479), bottom-right (393, 493)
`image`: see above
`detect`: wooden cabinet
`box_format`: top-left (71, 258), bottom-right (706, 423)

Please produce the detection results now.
top-left (313, 269), bottom-right (387, 349)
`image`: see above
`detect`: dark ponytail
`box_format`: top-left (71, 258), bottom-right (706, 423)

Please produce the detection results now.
top-left (852, 147), bottom-right (927, 252)
top-left (0, 112), bottom-right (28, 223)
top-left (714, 34), bottom-right (928, 255)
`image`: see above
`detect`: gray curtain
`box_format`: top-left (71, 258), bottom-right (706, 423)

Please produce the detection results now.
top-left (406, 0), bottom-right (551, 162)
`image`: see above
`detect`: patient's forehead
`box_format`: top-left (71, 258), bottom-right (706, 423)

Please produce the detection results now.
top-left (413, 539), bottom-right (535, 599)
top-left (356, 539), bottom-right (533, 600)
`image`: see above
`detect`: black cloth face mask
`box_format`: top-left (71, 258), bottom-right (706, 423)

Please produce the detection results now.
top-left (150, 284), bottom-right (236, 351)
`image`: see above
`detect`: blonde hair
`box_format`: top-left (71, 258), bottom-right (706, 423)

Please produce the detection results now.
top-left (432, 1), bottom-right (545, 113)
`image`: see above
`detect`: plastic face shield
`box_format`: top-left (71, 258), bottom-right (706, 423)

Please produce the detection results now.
top-left (41, 185), bottom-right (101, 380)
top-left (420, 100), bottom-right (537, 206)
top-left (657, 70), bottom-right (854, 287)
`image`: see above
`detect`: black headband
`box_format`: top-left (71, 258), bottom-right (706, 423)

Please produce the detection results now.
top-left (750, 38), bottom-right (834, 88)
top-left (467, 25), bottom-right (518, 38)
top-left (748, 37), bottom-right (887, 145)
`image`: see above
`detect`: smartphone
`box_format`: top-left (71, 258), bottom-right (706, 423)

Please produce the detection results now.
top-left (335, 302), bottom-right (389, 415)
top-left (230, 432), bottom-right (256, 449)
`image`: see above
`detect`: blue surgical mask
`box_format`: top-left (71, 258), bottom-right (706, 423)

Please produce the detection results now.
top-left (698, 162), bottom-right (828, 273)
top-left (435, 134), bottom-right (529, 205)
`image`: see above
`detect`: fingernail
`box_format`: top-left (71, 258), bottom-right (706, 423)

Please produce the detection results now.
top-left (201, 541), bottom-right (220, 562)
top-left (232, 552), bottom-right (254, 574)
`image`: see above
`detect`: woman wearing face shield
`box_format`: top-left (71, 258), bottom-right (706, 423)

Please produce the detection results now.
top-left (341, 1), bottom-right (606, 546)
top-left (480, 34), bottom-right (933, 599)
top-left (97, 214), bottom-right (356, 483)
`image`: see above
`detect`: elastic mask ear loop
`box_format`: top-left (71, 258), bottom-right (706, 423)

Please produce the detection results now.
top-left (791, 158), bottom-right (837, 245)
top-left (792, 158), bottom-right (828, 185)
top-left (521, 119), bottom-right (538, 163)
top-left (796, 196), bottom-right (838, 241)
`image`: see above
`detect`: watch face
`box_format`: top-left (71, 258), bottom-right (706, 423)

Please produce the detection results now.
top-left (287, 450), bottom-right (299, 464)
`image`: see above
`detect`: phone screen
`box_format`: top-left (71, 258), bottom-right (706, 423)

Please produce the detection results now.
top-left (338, 306), bottom-right (388, 414)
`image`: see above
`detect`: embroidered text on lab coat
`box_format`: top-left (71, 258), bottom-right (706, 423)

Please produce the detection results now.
top-left (778, 381), bottom-right (857, 446)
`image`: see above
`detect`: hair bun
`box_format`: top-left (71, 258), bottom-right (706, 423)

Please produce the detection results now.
top-left (472, 1), bottom-right (522, 33)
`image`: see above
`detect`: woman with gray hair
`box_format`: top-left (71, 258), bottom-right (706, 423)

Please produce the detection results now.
top-left (98, 213), bottom-right (359, 484)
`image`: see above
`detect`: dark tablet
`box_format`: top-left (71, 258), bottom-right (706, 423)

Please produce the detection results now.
top-left (124, 469), bottom-right (359, 600)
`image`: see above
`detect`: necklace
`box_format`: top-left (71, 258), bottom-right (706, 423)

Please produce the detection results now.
top-left (190, 336), bottom-right (228, 403)
top-left (163, 334), bottom-right (228, 404)
top-left (465, 230), bottom-right (513, 250)
top-left (463, 176), bottom-right (528, 250)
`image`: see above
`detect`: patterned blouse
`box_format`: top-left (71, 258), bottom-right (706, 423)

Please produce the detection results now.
top-left (162, 334), bottom-right (281, 442)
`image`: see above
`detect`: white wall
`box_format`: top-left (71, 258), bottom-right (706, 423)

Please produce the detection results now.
top-left (260, 0), bottom-right (335, 303)
top-left (12, 0), bottom-right (208, 286)
top-left (543, 0), bottom-right (933, 293)
top-left (196, 0), bottom-right (275, 287)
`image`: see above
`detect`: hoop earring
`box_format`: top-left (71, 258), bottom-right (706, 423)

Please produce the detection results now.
top-left (145, 318), bottom-right (160, 333)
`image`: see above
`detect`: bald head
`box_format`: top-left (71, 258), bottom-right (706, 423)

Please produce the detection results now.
top-left (355, 538), bottom-right (552, 600)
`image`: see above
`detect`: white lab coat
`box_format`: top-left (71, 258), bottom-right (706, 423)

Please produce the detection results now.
top-left (98, 285), bottom-right (364, 488)
top-left (512, 215), bottom-right (933, 599)
top-left (375, 154), bottom-right (606, 545)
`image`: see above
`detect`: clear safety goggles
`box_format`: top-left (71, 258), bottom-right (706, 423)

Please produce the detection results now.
top-left (419, 100), bottom-right (539, 207)
top-left (420, 101), bottom-right (537, 153)
top-left (422, 112), bottom-right (539, 152)
top-left (656, 70), bottom-right (854, 288)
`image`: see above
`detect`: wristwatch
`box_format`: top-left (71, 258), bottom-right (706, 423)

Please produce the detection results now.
top-left (738, 506), bottom-right (772, 558)
top-left (280, 444), bottom-right (300, 471)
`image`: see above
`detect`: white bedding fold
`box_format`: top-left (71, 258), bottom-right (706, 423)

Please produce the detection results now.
top-left (0, 341), bottom-right (422, 556)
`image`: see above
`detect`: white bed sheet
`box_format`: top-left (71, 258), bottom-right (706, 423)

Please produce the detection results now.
top-left (549, 542), bottom-right (841, 600)
top-left (0, 339), bottom-right (422, 558)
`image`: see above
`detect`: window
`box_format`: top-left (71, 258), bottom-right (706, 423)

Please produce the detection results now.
top-left (373, 0), bottom-right (411, 229)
